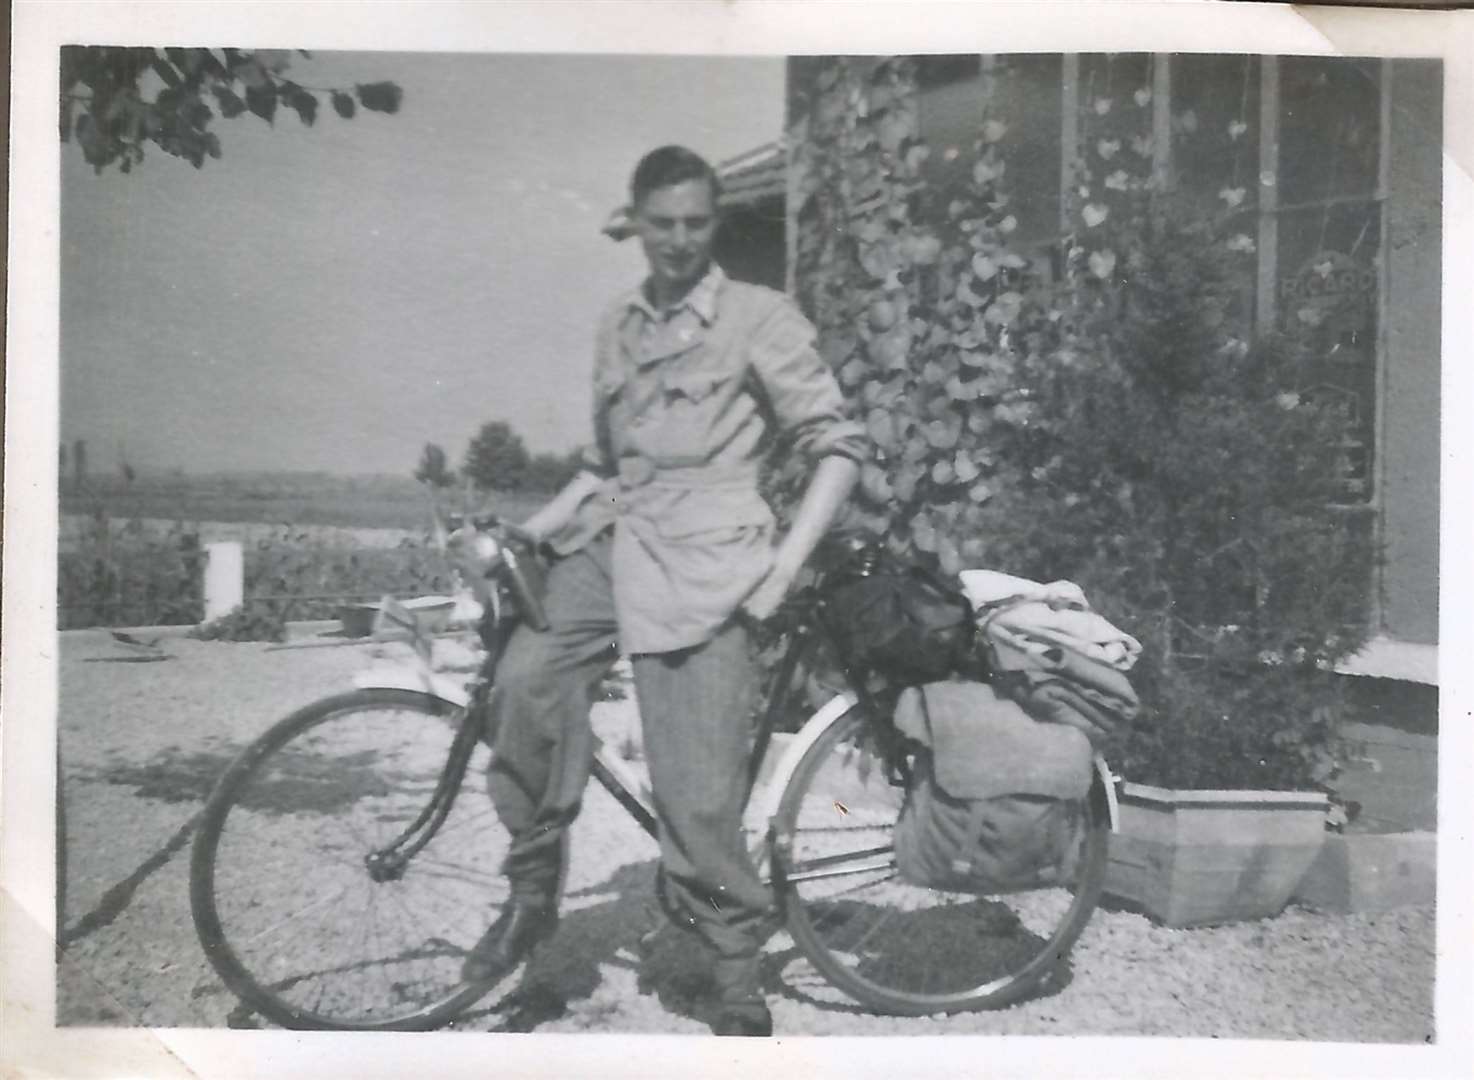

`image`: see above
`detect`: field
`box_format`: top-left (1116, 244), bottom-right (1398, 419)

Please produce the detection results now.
top-left (59, 470), bottom-right (547, 533)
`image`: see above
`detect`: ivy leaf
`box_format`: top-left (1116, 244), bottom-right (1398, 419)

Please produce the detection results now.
top-left (921, 360), bottom-right (949, 385)
top-left (944, 374), bottom-right (972, 402)
top-left (356, 81), bottom-right (404, 114)
top-left (1089, 249), bottom-right (1118, 280)
top-left (861, 464), bottom-right (894, 503)
top-left (937, 534), bottom-right (962, 577)
top-left (911, 513), bottom-right (939, 553)
top-left (867, 327), bottom-right (912, 371)
top-left (957, 275), bottom-right (989, 308)
top-left (865, 409), bottom-right (897, 451)
top-left (954, 451), bottom-right (982, 484)
top-left (924, 416), bottom-right (962, 450)
top-left (972, 157), bottom-right (1005, 185)
top-left (971, 254), bottom-right (998, 281)
top-left (968, 481), bottom-right (993, 504)
top-left (332, 90), bottom-right (357, 119)
top-left (904, 233), bottom-right (942, 266)
top-left (868, 298), bottom-right (899, 332)
top-left (245, 84), bottom-right (277, 124)
top-left (932, 459), bottom-right (955, 485)
top-left (901, 436), bottom-right (930, 464)
top-left (838, 358), bottom-right (869, 387)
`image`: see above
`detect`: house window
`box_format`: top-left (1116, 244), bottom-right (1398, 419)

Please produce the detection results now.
top-left (1270, 57), bottom-right (1384, 502)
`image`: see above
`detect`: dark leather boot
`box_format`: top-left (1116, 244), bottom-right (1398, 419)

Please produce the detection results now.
top-left (461, 897), bottom-right (559, 985)
top-left (710, 952), bottom-right (772, 1036)
top-left (710, 1002), bottom-right (773, 1037)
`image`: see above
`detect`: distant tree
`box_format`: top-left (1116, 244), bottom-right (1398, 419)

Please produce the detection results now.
top-left (524, 450), bottom-right (585, 494)
top-left (72, 439), bottom-right (88, 489)
top-left (59, 443), bottom-right (68, 480)
top-left (118, 442), bottom-right (136, 487)
top-left (462, 421), bottom-right (530, 492)
top-left (60, 46), bottom-right (403, 174)
top-left (414, 442), bottom-right (456, 489)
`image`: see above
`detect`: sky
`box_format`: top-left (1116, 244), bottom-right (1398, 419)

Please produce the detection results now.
top-left (60, 52), bottom-right (785, 476)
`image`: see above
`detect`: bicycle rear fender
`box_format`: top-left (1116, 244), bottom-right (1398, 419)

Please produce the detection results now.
top-left (748, 691), bottom-right (860, 829)
top-left (351, 665), bottom-right (472, 709)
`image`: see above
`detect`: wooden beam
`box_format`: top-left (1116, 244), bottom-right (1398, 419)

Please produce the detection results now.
top-left (1255, 56), bottom-right (1280, 331)
top-left (1061, 53), bottom-right (1080, 232)
top-left (1152, 53), bottom-right (1172, 189)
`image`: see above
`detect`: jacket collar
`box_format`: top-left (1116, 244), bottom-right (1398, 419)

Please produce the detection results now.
top-left (624, 263), bottom-right (725, 327)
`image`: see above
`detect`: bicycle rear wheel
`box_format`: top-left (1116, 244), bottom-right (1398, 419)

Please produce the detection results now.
top-left (771, 702), bottom-right (1109, 1016)
top-left (189, 688), bottom-right (508, 1031)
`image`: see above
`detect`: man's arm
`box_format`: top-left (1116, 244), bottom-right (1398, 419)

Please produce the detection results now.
top-left (518, 469), bottom-right (605, 544)
top-left (741, 454), bottom-right (860, 621)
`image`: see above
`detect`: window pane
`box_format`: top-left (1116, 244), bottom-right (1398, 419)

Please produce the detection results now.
top-left (1278, 57), bottom-right (1381, 207)
top-left (1170, 54), bottom-right (1260, 219)
top-left (989, 54), bottom-right (1063, 254)
top-left (1075, 53), bottom-right (1154, 157)
top-left (917, 58), bottom-right (984, 196)
top-left (917, 54), bottom-right (981, 90)
top-left (1278, 201), bottom-right (1382, 500)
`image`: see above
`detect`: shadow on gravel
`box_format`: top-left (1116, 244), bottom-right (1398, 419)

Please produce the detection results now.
top-left (764, 901), bottom-right (1079, 1017)
top-left (445, 859), bottom-right (726, 1034)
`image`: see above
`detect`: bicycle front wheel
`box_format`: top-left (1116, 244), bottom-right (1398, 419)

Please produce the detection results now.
top-left (771, 702), bottom-right (1109, 1016)
top-left (189, 688), bottom-right (509, 1031)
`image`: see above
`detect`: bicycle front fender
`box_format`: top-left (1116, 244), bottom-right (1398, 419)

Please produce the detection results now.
top-left (351, 665), bottom-right (472, 710)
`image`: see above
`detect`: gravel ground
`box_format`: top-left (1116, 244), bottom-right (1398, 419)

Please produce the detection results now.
top-left (56, 633), bottom-right (1435, 1041)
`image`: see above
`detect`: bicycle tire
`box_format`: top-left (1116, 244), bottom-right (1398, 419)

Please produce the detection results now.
top-left (189, 688), bottom-right (509, 1031)
top-left (770, 701), bottom-right (1109, 1016)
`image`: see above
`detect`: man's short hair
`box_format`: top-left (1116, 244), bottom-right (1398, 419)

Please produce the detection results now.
top-left (630, 146), bottom-right (722, 209)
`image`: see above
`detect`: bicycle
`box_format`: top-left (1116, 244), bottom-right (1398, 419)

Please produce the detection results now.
top-left (189, 513), bottom-right (1119, 1031)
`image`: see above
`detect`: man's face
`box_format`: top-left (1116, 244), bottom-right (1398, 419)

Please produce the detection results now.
top-left (634, 178), bottom-right (718, 298)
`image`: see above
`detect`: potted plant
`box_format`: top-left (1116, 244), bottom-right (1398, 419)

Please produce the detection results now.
top-left (965, 198), bottom-right (1377, 927)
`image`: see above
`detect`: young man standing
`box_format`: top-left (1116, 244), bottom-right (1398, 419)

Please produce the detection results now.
top-left (462, 145), bottom-right (867, 1036)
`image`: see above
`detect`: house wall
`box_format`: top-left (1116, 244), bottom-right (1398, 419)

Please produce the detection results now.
top-left (1379, 59), bottom-right (1441, 646)
top-left (777, 54), bottom-right (1441, 650)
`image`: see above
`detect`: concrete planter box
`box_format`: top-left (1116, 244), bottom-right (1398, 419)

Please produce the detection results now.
top-left (1105, 783), bottom-right (1329, 927)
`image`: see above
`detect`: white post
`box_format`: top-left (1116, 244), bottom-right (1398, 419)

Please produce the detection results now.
top-left (203, 541), bottom-right (244, 622)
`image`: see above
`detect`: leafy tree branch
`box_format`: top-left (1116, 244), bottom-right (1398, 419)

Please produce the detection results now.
top-left (60, 46), bottom-right (403, 173)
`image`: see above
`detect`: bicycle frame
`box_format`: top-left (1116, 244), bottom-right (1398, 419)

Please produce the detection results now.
top-left (349, 564), bottom-right (1119, 891)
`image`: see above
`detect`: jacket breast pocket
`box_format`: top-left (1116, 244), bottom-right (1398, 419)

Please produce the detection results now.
top-left (653, 367), bottom-right (738, 465)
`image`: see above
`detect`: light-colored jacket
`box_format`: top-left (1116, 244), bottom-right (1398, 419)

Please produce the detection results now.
top-left (548, 265), bottom-right (868, 654)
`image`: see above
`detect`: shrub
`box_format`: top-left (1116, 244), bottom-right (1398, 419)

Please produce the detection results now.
top-left (241, 526), bottom-right (454, 622)
top-left (788, 55), bottom-right (1376, 791)
top-left (57, 511), bottom-right (204, 629)
top-left (190, 605), bottom-right (287, 643)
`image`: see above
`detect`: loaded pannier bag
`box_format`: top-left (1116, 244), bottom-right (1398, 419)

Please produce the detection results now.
top-left (821, 561), bottom-right (974, 683)
top-left (892, 681), bottom-right (1093, 894)
top-left (962, 574), bottom-right (1143, 749)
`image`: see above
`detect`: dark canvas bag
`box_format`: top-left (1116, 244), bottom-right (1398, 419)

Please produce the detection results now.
top-left (822, 565), bottom-right (974, 683)
top-left (892, 681), bottom-right (1093, 894)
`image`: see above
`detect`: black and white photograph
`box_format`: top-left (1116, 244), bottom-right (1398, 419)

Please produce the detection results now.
top-left (6, 2), bottom-right (1473, 1077)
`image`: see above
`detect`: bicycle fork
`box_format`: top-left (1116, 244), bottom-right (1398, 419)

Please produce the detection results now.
top-left (363, 697), bottom-right (487, 882)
